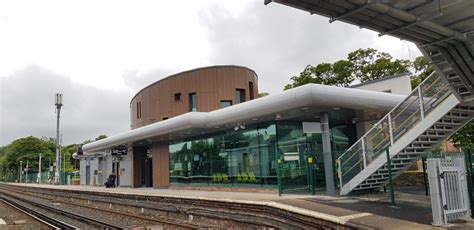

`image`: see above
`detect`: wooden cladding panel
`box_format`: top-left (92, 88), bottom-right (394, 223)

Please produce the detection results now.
top-left (131, 66), bottom-right (258, 129)
top-left (132, 150), bottom-right (142, 187)
top-left (152, 142), bottom-right (170, 188)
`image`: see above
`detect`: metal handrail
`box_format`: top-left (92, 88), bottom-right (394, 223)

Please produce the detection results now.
top-left (337, 72), bottom-right (452, 187)
top-left (340, 73), bottom-right (437, 155)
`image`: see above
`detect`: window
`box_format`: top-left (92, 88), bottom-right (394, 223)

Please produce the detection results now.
top-left (249, 82), bottom-right (254, 100)
top-left (174, 93), bottom-right (181, 101)
top-left (220, 100), bottom-right (232, 108)
top-left (163, 117), bottom-right (168, 120)
top-left (189, 93), bottom-right (197, 112)
top-left (169, 123), bottom-right (278, 187)
top-left (235, 89), bottom-right (246, 104)
top-left (136, 101), bottom-right (142, 119)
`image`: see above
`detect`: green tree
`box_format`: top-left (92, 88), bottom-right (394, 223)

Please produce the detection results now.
top-left (451, 121), bottom-right (474, 151)
top-left (348, 48), bottom-right (411, 82)
top-left (61, 144), bottom-right (78, 172)
top-left (285, 48), bottom-right (411, 90)
top-left (95, 134), bottom-right (107, 141)
top-left (83, 134), bottom-right (108, 144)
top-left (258, 92), bottom-right (269, 97)
top-left (411, 56), bottom-right (434, 88)
top-left (285, 60), bottom-right (354, 89)
top-left (0, 136), bottom-right (55, 181)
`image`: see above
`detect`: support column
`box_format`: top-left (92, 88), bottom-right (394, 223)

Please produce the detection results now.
top-left (321, 112), bottom-right (336, 195)
top-left (152, 142), bottom-right (170, 189)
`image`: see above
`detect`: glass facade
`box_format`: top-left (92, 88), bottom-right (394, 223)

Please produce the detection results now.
top-left (169, 120), bottom-right (356, 191)
top-left (170, 123), bottom-right (277, 187)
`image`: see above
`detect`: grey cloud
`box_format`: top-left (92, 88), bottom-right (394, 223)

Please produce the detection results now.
top-left (0, 66), bottom-right (132, 146)
top-left (199, 2), bottom-right (381, 94)
top-left (122, 67), bottom-right (177, 92)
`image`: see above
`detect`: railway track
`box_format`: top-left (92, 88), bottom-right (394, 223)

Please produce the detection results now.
top-left (0, 192), bottom-right (127, 229)
top-left (0, 184), bottom-right (274, 229)
top-left (0, 185), bottom-right (200, 229)
top-left (0, 198), bottom-right (61, 229)
top-left (0, 183), bottom-right (355, 229)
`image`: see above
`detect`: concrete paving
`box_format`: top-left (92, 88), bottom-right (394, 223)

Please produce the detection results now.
top-left (2, 183), bottom-right (462, 229)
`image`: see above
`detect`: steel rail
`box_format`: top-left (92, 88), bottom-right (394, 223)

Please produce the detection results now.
top-left (0, 191), bottom-right (123, 229)
top-left (0, 183), bottom-right (337, 229)
top-left (0, 185), bottom-right (198, 229)
top-left (0, 198), bottom-right (67, 230)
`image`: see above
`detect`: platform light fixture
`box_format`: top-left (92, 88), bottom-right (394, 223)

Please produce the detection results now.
top-left (234, 122), bottom-right (246, 131)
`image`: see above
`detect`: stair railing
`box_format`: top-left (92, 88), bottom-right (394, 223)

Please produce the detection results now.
top-left (337, 72), bottom-right (452, 188)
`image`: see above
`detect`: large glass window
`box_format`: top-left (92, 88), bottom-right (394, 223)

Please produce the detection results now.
top-left (189, 93), bottom-right (197, 112)
top-left (169, 123), bottom-right (278, 188)
top-left (169, 121), bottom-right (353, 191)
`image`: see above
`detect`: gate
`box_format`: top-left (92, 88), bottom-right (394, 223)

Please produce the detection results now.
top-left (427, 154), bottom-right (471, 226)
top-left (277, 138), bottom-right (318, 195)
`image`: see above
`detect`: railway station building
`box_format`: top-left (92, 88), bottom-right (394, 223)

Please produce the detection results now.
top-left (78, 65), bottom-right (411, 194)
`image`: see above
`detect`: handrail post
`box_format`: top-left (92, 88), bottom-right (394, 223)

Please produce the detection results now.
top-left (388, 114), bottom-right (394, 146)
top-left (338, 158), bottom-right (342, 189)
top-left (386, 148), bottom-right (395, 206)
top-left (418, 87), bottom-right (425, 120)
top-left (361, 138), bottom-right (367, 168)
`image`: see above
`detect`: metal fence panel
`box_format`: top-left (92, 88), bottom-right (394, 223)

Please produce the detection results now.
top-left (427, 154), bottom-right (471, 226)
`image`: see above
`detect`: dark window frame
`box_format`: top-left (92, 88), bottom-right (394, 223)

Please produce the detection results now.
top-left (249, 82), bottom-right (254, 100)
top-left (174, 93), bottom-right (181, 101)
top-left (220, 100), bottom-right (232, 108)
top-left (136, 101), bottom-right (142, 119)
top-left (189, 92), bottom-right (197, 112)
top-left (235, 88), bottom-right (246, 104)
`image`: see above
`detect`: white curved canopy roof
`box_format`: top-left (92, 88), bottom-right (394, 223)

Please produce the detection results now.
top-left (83, 83), bottom-right (406, 153)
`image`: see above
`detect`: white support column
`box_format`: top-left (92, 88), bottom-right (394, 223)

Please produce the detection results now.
top-left (428, 158), bottom-right (444, 226)
top-left (321, 112), bottom-right (336, 195)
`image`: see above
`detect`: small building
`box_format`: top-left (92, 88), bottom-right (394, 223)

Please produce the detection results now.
top-left (79, 65), bottom-right (410, 194)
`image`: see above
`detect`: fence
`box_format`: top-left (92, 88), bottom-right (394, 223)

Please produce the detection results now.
top-left (2, 171), bottom-right (76, 185)
top-left (427, 153), bottom-right (471, 226)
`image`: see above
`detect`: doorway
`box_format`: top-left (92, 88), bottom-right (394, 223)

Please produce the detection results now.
top-left (144, 155), bottom-right (153, 187)
top-left (98, 158), bottom-right (103, 186)
top-left (112, 161), bottom-right (120, 187)
top-left (276, 122), bottom-right (323, 194)
top-left (85, 165), bottom-right (90, 185)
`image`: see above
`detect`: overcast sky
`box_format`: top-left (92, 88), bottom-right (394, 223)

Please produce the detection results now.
top-left (0, 0), bottom-right (421, 146)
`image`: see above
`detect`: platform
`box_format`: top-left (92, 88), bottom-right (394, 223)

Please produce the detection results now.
top-left (3, 183), bottom-right (438, 229)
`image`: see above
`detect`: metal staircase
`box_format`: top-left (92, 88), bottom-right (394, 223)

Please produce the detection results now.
top-left (338, 73), bottom-right (474, 195)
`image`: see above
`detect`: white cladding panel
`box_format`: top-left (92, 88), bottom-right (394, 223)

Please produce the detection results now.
top-left (353, 74), bottom-right (412, 95)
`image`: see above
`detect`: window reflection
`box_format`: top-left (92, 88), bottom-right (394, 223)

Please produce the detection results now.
top-left (169, 123), bottom-right (278, 187)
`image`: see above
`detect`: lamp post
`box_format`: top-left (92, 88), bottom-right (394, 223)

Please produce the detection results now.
top-left (54, 93), bottom-right (63, 184)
